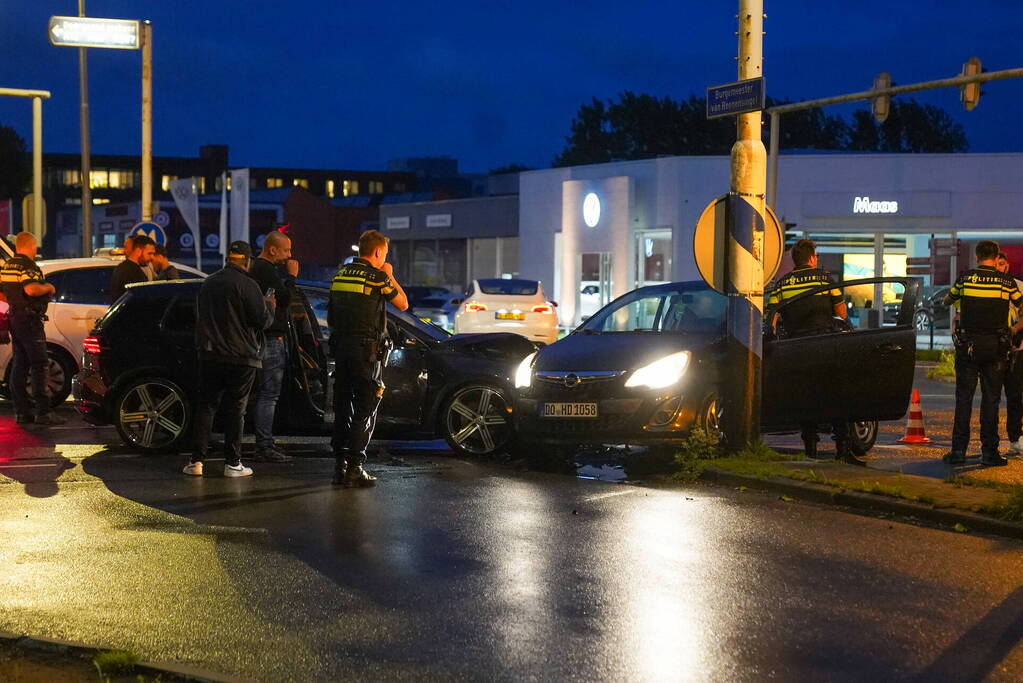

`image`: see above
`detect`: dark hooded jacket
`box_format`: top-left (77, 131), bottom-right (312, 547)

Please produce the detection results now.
top-left (196, 263), bottom-right (274, 367)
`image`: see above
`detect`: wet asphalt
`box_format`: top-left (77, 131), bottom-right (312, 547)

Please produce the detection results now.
top-left (2, 369), bottom-right (1023, 681)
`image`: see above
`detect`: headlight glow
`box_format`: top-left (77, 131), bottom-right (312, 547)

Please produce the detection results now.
top-left (515, 351), bottom-right (537, 388)
top-left (624, 351), bottom-right (690, 389)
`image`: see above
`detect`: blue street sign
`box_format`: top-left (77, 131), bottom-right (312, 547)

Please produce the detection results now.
top-left (129, 221), bottom-right (166, 246)
top-left (706, 77), bottom-right (765, 119)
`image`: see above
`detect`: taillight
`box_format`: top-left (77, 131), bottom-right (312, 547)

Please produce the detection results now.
top-left (531, 303), bottom-right (554, 314)
top-left (82, 336), bottom-right (103, 355)
top-left (464, 302), bottom-right (489, 312)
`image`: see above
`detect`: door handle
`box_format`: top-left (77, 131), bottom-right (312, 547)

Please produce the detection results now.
top-left (875, 342), bottom-right (903, 354)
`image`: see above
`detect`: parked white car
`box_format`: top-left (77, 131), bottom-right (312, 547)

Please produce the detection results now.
top-left (454, 278), bottom-right (558, 345)
top-left (0, 248), bottom-right (203, 406)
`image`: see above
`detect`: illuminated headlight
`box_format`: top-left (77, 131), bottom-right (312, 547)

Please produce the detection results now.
top-left (625, 351), bottom-right (691, 389)
top-left (515, 351), bottom-right (537, 388)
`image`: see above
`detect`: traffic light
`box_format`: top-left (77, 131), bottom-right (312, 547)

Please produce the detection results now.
top-left (872, 72), bottom-right (891, 123)
top-left (961, 57), bottom-right (982, 111)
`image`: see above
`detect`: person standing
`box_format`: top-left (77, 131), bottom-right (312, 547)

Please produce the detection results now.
top-left (0, 232), bottom-right (65, 425)
top-left (767, 239), bottom-right (862, 465)
top-left (151, 244), bottom-right (180, 281)
top-left (248, 231), bottom-right (298, 462)
top-left (328, 230), bottom-right (408, 487)
top-left (184, 241), bottom-right (275, 478)
top-left (110, 234), bottom-right (156, 302)
top-left (996, 252), bottom-right (1023, 455)
top-left (944, 241), bottom-right (1023, 467)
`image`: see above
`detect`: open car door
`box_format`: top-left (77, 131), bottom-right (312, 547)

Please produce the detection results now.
top-left (761, 277), bottom-right (919, 430)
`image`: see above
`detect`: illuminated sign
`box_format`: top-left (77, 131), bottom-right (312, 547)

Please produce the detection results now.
top-left (48, 16), bottom-right (141, 50)
top-left (582, 193), bottom-right (601, 227)
top-left (853, 196), bottom-right (899, 214)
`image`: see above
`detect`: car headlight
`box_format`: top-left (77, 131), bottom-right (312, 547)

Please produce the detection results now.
top-left (515, 351), bottom-right (537, 388)
top-left (625, 351), bottom-right (691, 389)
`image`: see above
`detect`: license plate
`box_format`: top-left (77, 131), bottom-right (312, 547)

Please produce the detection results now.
top-left (496, 311), bottom-right (525, 321)
top-left (542, 402), bottom-right (598, 418)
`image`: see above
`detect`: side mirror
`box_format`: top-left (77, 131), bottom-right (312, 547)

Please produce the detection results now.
top-left (551, 301), bottom-right (558, 307)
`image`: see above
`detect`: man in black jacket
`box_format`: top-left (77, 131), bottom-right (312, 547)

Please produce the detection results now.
top-left (109, 235), bottom-right (156, 302)
top-left (184, 241), bottom-right (275, 478)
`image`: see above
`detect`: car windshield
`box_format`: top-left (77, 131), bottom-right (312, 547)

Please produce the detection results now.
top-left (418, 297), bottom-right (447, 308)
top-left (477, 279), bottom-right (538, 296)
top-left (388, 305), bottom-right (451, 341)
top-left (581, 282), bottom-right (727, 334)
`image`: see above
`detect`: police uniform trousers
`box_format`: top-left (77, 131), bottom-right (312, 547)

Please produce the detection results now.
top-left (1004, 349), bottom-right (1023, 444)
top-left (331, 337), bottom-right (384, 467)
top-left (952, 332), bottom-right (1006, 457)
top-left (9, 313), bottom-right (51, 418)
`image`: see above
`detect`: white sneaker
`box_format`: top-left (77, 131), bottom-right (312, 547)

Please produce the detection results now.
top-left (1009, 438), bottom-right (1023, 455)
top-left (182, 461), bottom-right (203, 476)
top-left (224, 462), bottom-right (253, 478)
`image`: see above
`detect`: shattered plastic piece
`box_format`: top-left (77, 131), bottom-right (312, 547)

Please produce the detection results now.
top-left (779, 495), bottom-right (794, 502)
top-left (953, 522), bottom-right (968, 533)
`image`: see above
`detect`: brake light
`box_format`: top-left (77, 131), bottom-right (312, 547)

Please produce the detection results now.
top-left (464, 302), bottom-right (489, 312)
top-left (531, 303), bottom-right (554, 314)
top-left (82, 336), bottom-right (103, 355)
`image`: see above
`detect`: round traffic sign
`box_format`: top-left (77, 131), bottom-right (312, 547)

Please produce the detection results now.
top-left (179, 233), bottom-right (194, 249)
top-left (692, 194), bottom-right (783, 294)
top-left (130, 221), bottom-right (167, 246)
top-left (205, 234), bottom-right (220, 249)
top-left (153, 211), bottom-right (170, 227)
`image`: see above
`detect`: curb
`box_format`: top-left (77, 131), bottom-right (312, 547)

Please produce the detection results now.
top-left (700, 467), bottom-right (1023, 540)
top-left (0, 631), bottom-right (243, 682)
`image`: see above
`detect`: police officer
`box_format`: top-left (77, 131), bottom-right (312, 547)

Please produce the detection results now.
top-left (0, 232), bottom-right (65, 426)
top-left (945, 240), bottom-right (1023, 466)
top-left (767, 239), bottom-right (861, 464)
top-left (328, 230), bottom-right (408, 487)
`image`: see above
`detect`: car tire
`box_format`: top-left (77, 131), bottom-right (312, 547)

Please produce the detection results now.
top-left (441, 384), bottom-right (512, 457)
top-left (1, 345), bottom-right (75, 408)
top-left (848, 420), bottom-right (878, 456)
top-left (114, 376), bottom-right (191, 453)
top-left (697, 393), bottom-right (724, 447)
top-left (913, 310), bottom-right (933, 331)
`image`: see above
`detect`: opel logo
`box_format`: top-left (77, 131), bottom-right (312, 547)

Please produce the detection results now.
top-left (564, 373), bottom-right (580, 388)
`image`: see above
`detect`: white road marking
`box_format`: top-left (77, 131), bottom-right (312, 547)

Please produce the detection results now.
top-left (0, 463), bottom-right (59, 469)
top-left (583, 489), bottom-right (641, 503)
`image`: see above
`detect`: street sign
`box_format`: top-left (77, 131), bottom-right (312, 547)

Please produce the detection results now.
top-left (706, 77), bottom-right (765, 119)
top-left (693, 194), bottom-right (783, 294)
top-left (48, 16), bottom-right (140, 50)
top-left (130, 221), bottom-right (166, 246)
top-left (152, 211), bottom-right (170, 227)
top-left (930, 238), bottom-right (960, 257)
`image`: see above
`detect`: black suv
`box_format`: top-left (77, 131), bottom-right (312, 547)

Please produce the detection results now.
top-left (73, 280), bottom-right (536, 456)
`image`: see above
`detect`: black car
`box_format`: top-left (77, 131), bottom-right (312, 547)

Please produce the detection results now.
top-left (913, 286), bottom-right (952, 330)
top-left (514, 277), bottom-right (919, 458)
top-left (73, 280), bottom-right (535, 457)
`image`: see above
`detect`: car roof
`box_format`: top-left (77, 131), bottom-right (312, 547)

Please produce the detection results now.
top-left (38, 257), bottom-right (205, 277)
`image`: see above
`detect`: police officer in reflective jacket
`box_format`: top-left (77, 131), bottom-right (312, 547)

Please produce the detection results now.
top-left (0, 232), bottom-right (65, 426)
top-left (328, 230), bottom-right (408, 487)
top-left (944, 240), bottom-right (1023, 466)
top-left (767, 239), bottom-right (861, 464)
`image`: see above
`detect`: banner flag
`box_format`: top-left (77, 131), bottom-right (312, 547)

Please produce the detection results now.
top-left (229, 168), bottom-right (250, 246)
top-left (219, 172), bottom-right (228, 262)
top-left (169, 178), bottom-right (201, 270)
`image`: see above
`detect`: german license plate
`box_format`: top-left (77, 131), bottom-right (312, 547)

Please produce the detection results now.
top-left (542, 402), bottom-right (598, 418)
top-left (496, 311), bottom-right (525, 320)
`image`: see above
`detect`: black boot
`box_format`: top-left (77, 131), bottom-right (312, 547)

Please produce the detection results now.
top-left (331, 460), bottom-right (348, 486)
top-left (836, 441), bottom-right (866, 467)
top-left (343, 465), bottom-right (377, 488)
top-left (802, 429), bottom-right (823, 459)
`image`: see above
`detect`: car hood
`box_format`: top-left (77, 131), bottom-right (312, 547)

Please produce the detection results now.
top-left (535, 332), bottom-right (714, 372)
top-left (438, 332), bottom-right (537, 360)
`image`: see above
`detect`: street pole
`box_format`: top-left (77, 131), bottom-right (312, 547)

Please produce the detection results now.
top-left (78, 0), bottom-right (92, 256)
top-left (767, 110), bottom-right (779, 208)
top-left (32, 96), bottom-right (43, 239)
top-left (722, 0), bottom-right (767, 448)
top-left (140, 20), bottom-right (153, 221)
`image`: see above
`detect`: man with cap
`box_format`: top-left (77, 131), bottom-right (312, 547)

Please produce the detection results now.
top-left (185, 240), bottom-right (275, 477)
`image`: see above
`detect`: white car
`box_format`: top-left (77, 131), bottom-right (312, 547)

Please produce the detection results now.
top-left (0, 245), bottom-right (203, 406)
top-left (454, 278), bottom-right (558, 345)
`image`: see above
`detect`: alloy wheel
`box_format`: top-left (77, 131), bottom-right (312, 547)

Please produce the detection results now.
top-left (445, 385), bottom-right (511, 455)
top-left (119, 379), bottom-right (188, 450)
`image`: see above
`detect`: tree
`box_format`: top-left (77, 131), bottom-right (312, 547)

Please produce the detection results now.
top-left (847, 98), bottom-right (968, 152)
top-left (0, 125), bottom-right (30, 201)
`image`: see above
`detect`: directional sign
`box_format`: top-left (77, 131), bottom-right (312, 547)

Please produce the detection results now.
top-left (693, 194), bottom-right (783, 294)
top-left (706, 77), bottom-right (765, 119)
top-left (130, 221), bottom-right (166, 246)
top-left (48, 16), bottom-right (141, 50)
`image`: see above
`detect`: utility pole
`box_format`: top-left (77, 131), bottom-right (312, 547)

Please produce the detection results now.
top-left (78, 0), bottom-right (92, 256)
top-left (140, 20), bottom-right (153, 221)
top-left (722, 0), bottom-right (767, 448)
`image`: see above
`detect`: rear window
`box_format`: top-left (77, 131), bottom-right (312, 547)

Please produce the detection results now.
top-left (477, 279), bottom-right (538, 296)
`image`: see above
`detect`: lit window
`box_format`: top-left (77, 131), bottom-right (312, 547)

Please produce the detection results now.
top-left (90, 170), bottom-right (109, 189)
top-left (161, 174), bottom-right (178, 191)
top-left (62, 169), bottom-right (81, 187)
top-left (197, 177), bottom-right (206, 194)
top-left (368, 181), bottom-right (383, 194)
top-left (226, 176), bottom-right (232, 191)
top-left (293, 178), bottom-right (309, 188)
top-left (266, 177), bottom-right (283, 188)
top-left (327, 180), bottom-right (335, 198)
top-left (343, 180), bottom-right (359, 196)
top-left (92, 198), bottom-right (110, 205)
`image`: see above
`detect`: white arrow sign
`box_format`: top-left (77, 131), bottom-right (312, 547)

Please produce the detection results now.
top-left (48, 16), bottom-right (141, 50)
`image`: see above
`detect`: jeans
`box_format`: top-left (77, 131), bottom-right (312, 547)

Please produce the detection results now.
top-left (1005, 350), bottom-right (1023, 442)
top-left (331, 340), bottom-right (384, 468)
top-left (253, 336), bottom-right (287, 450)
top-left (9, 315), bottom-right (50, 417)
top-left (952, 340), bottom-right (1005, 456)
top-left (193, 360), bottom-right (257, 466)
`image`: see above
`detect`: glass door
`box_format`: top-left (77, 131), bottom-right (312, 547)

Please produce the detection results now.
top-left (635, 230), bottom-right (672, 288)
top-left (579, 252), bottom-right (613, 321)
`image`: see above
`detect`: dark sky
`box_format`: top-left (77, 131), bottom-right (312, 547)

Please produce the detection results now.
top-left (1, 1), bottom-right (1021, 173)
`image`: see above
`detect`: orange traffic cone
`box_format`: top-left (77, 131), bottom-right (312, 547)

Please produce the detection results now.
top-left (898, 389), bottom-right (932, 444)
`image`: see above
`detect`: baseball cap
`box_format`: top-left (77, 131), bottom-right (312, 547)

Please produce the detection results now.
top-left (228, 240), bottom-right (252, 258)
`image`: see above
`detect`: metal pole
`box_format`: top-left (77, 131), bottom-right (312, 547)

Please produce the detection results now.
top-left (873, 232), bottom-right (884, 326)
top-left (78, 0), bottom-right (92, 256)
top-left (140, 21), bottom-right (153, 221)
top-left (722, 0), bottom-right (766, 449)
top-left (768, 110), bottom-right (779, 208)
top-left (32, 97), bottom-right (43, 239)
